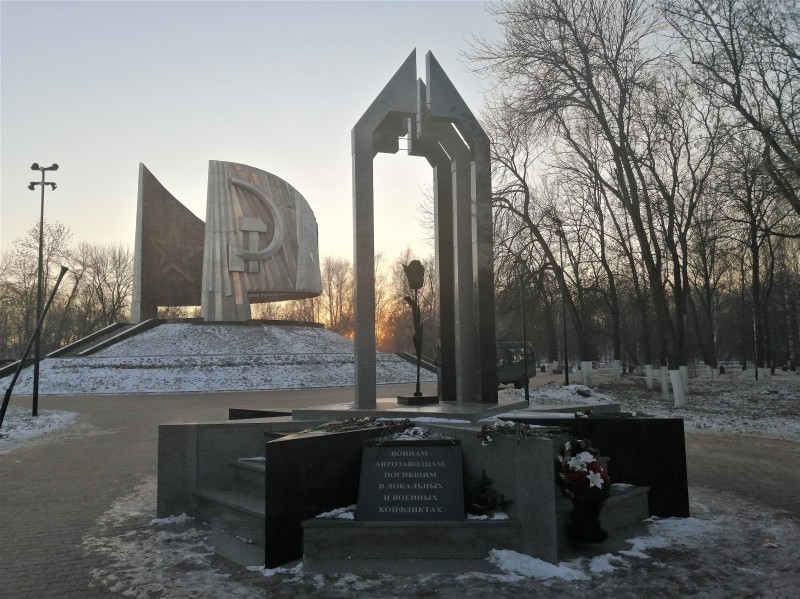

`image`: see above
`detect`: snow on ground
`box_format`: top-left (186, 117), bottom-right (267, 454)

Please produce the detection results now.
top-left (3, 323), bottom-right (435, 395)
top-left (83, 478), bottom-right (800, 598)
top-left (98, 323), bottom-right (357, 357)
top-left (498, 370), bottom-right (800, 443)
top-left (81, 477), bottom-right (263, 599)
top-left (0, 404), bottom-right (77, 444)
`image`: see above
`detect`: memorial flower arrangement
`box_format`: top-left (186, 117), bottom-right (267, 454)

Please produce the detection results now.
top-left (302, 419), bottom-right (456, 442)
top-left (303, 417), bottom-right (411, 434)
top-left (383, 426), bottom-right (454, 442)
top-left (556, 447), bottom-right (610, 499)
top-left (556, 438), bottom-right (610, 546)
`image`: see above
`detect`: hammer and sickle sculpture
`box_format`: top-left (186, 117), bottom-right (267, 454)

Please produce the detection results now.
top-left (227, 176), bottom-right (285, 265)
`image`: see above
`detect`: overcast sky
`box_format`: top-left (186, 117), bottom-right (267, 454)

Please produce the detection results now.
top-left (1, 0), bottom-right (501, 262)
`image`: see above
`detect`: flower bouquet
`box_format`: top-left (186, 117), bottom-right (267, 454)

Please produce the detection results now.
top-left (556, 438), bottom-right (610, 546)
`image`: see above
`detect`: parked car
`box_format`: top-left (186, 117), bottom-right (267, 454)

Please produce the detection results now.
top-left (496, 340), bottom-right (536, 388)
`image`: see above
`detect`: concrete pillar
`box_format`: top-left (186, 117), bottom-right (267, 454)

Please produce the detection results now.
top-left (352, 149), bottom-right (377, 409)
top-left (670, 369), bottom-right (686, 407)
top-left (471, 141), bottom-right (498, 403)
top-left (581, 363), bottom-right (590, 386)
top-left (451, 151), bottom-right (478, 402)
top-left (433, 162), bottom-right (456, 402)
top-left (351, 52), bottom-right (417, 409)
top-left (661, 367), bottom-right (670, 402)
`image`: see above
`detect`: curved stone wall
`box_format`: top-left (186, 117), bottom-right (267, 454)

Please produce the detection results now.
top-left (132, 164), bottom-right (205, 322)
top-left (201, 161), bottom-right (322, 321)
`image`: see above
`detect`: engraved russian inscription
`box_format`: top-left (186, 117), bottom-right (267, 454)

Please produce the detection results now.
top-left (357, 442), bottom-right (464, 521)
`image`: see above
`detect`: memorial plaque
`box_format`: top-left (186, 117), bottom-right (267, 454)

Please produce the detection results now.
top-left (356, 441), bottom-right (464, 521)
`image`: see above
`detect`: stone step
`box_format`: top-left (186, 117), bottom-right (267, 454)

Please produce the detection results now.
top-left (229, 458), bottom-right (266, 496)
top-left (302, 519), bottom-right (522, 573)
top-left (46, 322), bottom-right (129, 358)
top-left (600, 484), bottom-right (650, 530)
top-left (193, 488), bottom-right (265, 548)
top-left (76, 318), bottom-right (163, 356)
top-left (212, 529), bottom-right (265, 568)
top-left (556, 483), bottom-right (650, 549)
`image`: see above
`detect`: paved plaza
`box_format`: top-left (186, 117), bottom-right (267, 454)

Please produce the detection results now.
top-left (0, 386), bottom-right (391, 598)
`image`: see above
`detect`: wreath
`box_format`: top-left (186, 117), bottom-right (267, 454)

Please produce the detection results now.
top-left (555, 438), bottom-right (610, 546)
top-left (556, 439), bottom-right (610, 500)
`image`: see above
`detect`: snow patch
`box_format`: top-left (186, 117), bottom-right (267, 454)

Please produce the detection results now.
top-left (499, 372), bottom-right (800, 442)
top-left (315, 505), bottom-right (357, 519)
top-left (82, 477), bottom-right (263, 598)
top-left (407, 417), bottom-right (471, 424)
top-left (151, 513), bottom-right (193, 525)
top-left (467, 511), bottom-right (509, 521)
top-left (251, 562), bottom-right (304, 578)
top-left (0, 405), bottom-right (77, 442)
top-left (488, 549), bottom-right (588, 581)
top-left (6, 323), bottom-right (434, 395)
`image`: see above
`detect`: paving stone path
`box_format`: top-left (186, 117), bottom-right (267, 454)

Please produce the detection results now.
top-left (0, 388), bottom-right (371, 598)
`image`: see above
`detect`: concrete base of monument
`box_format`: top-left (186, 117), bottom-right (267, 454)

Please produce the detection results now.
top-left (302, 486), bottom-right (653, 574)
top-left (302, 519), bottom-right (521, 574)
top-left (555, 484), bottom-right (651, 550)
top-left (396, 394), bottom-right (440, 406)
top-left (303, 557), bottom-right (502, 575)
top-left (290, 398), bottom-right (532, 423)
top-left (156, 398), bottom-right (677, 571)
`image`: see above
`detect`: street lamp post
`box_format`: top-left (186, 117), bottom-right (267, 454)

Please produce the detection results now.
top-left (28, 162), bottom-right (58, 417)
top-left (515, 257), bottom-right (530, 405)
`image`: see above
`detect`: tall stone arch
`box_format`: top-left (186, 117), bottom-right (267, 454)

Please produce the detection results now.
top-left (352, 50), bottom-right (497, 408)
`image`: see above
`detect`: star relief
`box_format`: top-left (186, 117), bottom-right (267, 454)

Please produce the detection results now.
top-left (587, 471), bottom-right (605, 489)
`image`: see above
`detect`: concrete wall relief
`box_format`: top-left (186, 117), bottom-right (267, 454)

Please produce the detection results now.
top-left (132, 161), bottom-right (321, 323)
top-left (201, 161), bottom-right (321, 321)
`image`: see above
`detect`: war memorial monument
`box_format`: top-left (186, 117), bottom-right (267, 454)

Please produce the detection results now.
top-left (152, 50), bottom-right (689, 571)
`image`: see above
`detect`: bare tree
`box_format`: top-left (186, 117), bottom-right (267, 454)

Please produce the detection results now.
top-left (777, 235), bottom-right (800, 370)
top-left (471, 0), bottom-right (698, 402)
top-left (635, 70), bottom-right (725, 393)
top-left (320, 256), bottom-right (354, 338)
top-left (686, 190), bottom-right (735, 375)
top-left (0, 251), bottom-right (17, 361)
top-left (716, 130), bottom-right (798, 376)
top-left (70, 242), bottom-right (134, 334)
top-left (664, 0), bottom-right (800, 214)
top-left (1, 221), bottom-right (72, 357)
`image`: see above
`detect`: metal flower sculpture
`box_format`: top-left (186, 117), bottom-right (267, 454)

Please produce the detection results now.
top-left (403, 260), bottom-right (425, 396)
top-left (403, 259), bottom-right (425, 291)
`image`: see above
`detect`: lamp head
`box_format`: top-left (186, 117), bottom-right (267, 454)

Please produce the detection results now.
top-left (28, 182), bottom-right (36, 190)
top-left (30, 163), bottom-right (40, 171)
top-left (46, 163), bottom-right (59, 171)
top-left (51, 183), bottom-right (57, 190)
